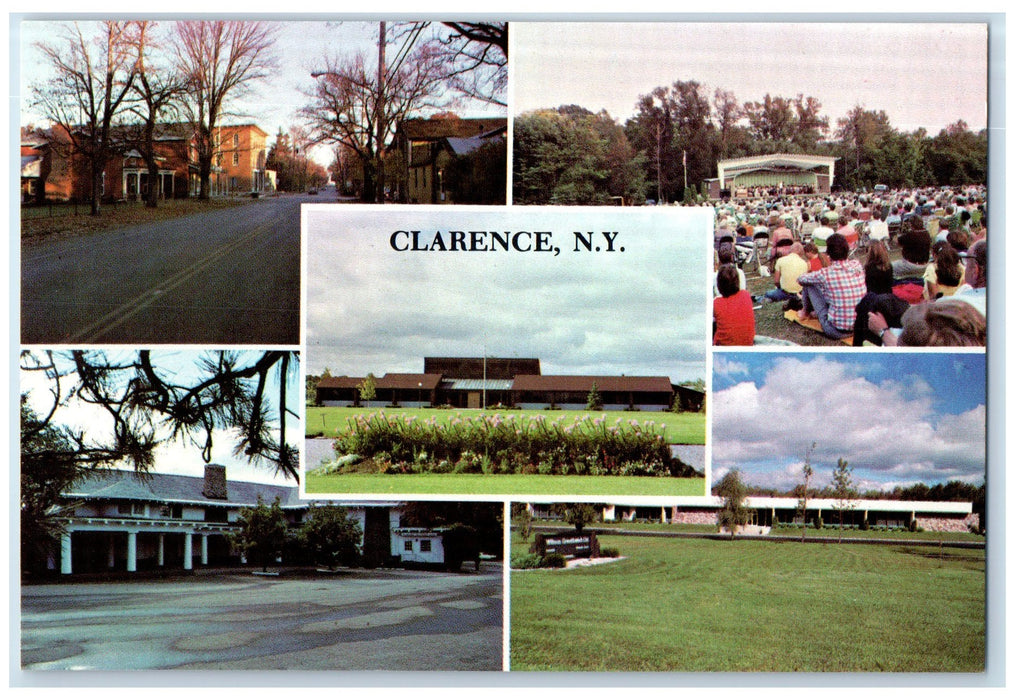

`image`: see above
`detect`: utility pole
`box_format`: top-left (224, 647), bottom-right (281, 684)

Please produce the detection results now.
top-left (375, 21), bottom-right (386, 204)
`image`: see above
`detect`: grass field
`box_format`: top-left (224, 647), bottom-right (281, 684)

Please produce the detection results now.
top-left (510, 533), bottom-right (985, 672)
top-left (305, 473), bottom-right (706, 497)
top-left (306, 406), bottom-right (706, 445)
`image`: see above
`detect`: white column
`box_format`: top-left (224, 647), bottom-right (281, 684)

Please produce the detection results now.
top-left (126, 531), bottom-right (137, 572)
top-left (60, 532), bottom-right (73, 575)
top-left (201, 535), bottom-right (209, 566)
top-left (157, 534), bottom-right (165, 567)
top-left (183, 533), bottom-right (193, 570)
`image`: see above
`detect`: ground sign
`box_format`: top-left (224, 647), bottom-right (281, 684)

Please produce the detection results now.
top-left (532, 531), bottom-right (600, 559)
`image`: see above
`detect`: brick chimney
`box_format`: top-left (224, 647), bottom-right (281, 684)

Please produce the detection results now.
top-left (202, 464), bottom-right (227, 500)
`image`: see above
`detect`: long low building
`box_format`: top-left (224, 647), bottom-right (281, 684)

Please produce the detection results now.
top-left (316, 356), bottom-right (705, 412)
top-left (529, 496), bottom-right (979, 534)
top-left (34, 465), bottom-right (451, 576)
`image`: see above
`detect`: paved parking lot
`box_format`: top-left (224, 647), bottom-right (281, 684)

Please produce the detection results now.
top-left (20, 565), bottom-right (503, 671)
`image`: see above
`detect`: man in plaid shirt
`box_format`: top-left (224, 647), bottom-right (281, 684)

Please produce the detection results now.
top-left (797, 233), bottom-right (867, 339)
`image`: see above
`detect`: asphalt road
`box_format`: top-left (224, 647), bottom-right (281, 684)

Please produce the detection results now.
top-left (20, 565), bottom-right (504, 671)
top-left (21, 195), bottom-right (304, 345)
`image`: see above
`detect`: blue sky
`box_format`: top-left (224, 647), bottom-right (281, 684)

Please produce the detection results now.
top-left (712, 351), bottom-right (986, 491)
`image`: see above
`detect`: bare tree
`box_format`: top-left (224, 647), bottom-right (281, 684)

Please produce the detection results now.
top-left (174, 20), bottom-right (277, 199)
top-left (303, 39), bottom-right (452, 203)
top-left (437, 22), bottom-right (507, 107)
top-left (125, 21), bottom-right (187, 208)
top-left (31, 21), bottom-right (138, 215)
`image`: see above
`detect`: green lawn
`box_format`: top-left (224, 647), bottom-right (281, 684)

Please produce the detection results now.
top-left (305, 473), bottom-right (705, 497)
top-left (510, 533), bottom-right (985, 672)
top-left (306, 406), bottom-right (706, 445)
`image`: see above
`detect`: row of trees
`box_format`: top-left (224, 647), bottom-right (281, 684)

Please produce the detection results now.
top-left (264, 127), bottom-right (329, 192)
top-left (514, 82), bottom-right (987, 205)
top-left (717, 458), bottom-right (859, 541)
top-left (234, 499), bottom-right (499, 572)
top-left (32, 20), bottom-right (278, 213)
top-left (30, 21), bottom-right (507, 211)
top-left (233, 499), bottom-right (361, 572)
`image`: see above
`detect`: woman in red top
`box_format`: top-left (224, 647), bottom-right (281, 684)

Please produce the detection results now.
top-left (713, 263), bottom-right (755, 346)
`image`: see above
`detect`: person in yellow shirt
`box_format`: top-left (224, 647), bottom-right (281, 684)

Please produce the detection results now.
top-left (763, 242), bottom-right (809, 306)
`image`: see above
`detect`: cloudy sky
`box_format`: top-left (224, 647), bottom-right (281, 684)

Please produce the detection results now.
top-left (513, 22), bottom-right (989, 134)
top-left (20, 350), bottom-right (302, 485)
top-left (711, 351), bottom-right (986, 492)
top-left (17, 19), bottom-right (505, 167)
top-left (305, 205), bottom-right (710, 384)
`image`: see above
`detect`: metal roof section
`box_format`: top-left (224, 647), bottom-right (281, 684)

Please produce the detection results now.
top-left (442, 378), bottom-right (514, 391)
top-left (717, 153), bottom-right (838, 189)
top-left (66, 469), bottom-right (302, 508)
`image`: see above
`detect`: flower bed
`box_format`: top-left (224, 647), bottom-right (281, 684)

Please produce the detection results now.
top-left (333, 411), bottom-right (690, 477)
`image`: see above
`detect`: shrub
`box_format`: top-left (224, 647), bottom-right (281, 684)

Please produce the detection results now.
top-left (909, 519), bottom-right (919, 532)
top-left (511, 553), bottom-right (544, 570)
top-left (599, 547), bottom-right (620, 558)
top-left (542, 552), bottom-right (567, 568)
top-left (860, 518), bottom-right (870, 531)
top-left (814, 516), bottom-right (824, 530)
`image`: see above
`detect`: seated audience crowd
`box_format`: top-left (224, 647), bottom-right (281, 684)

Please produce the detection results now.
top-left (711, 185), bottom-right (986, 346)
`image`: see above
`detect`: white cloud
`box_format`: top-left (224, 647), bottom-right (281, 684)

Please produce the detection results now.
top-left (713, 356), bottom-right (750, 380)
top-left (712, 356), bottom-right (985, 488)
top-left (306, 206), bottom-right (711, 382)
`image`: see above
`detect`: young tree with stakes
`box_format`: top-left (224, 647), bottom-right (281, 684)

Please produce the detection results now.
top-left (831, 457), bottom-right (858, 541)
top-left (793, 442), bottom-right (816, 542)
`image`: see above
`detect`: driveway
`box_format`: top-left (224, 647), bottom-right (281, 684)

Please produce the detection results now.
top-left (20, 565), bottom-right (503, 671)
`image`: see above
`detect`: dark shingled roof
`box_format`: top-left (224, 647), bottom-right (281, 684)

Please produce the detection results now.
top-left (317, 375), bottom-right (365, 390)
top-left (65, 468), bottom-right (301, 508)
top-left (511, 375), bottom-right (674, 393)
top-left (377, 373), bottom-right (443, 390)
top-left (424, 357), bottom-right (541, 380)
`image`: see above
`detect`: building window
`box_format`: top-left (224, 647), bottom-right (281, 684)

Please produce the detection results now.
top-left (232, 152), bottom-right (239, 166)
top-left (420, 540), bottom-right (432, 552)
top-left (118, 503), bottom-right (145, 517)
top-left (403, 540), bottom-right (413, 552)
top-left (233, 133), bottom-right (239, 148)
